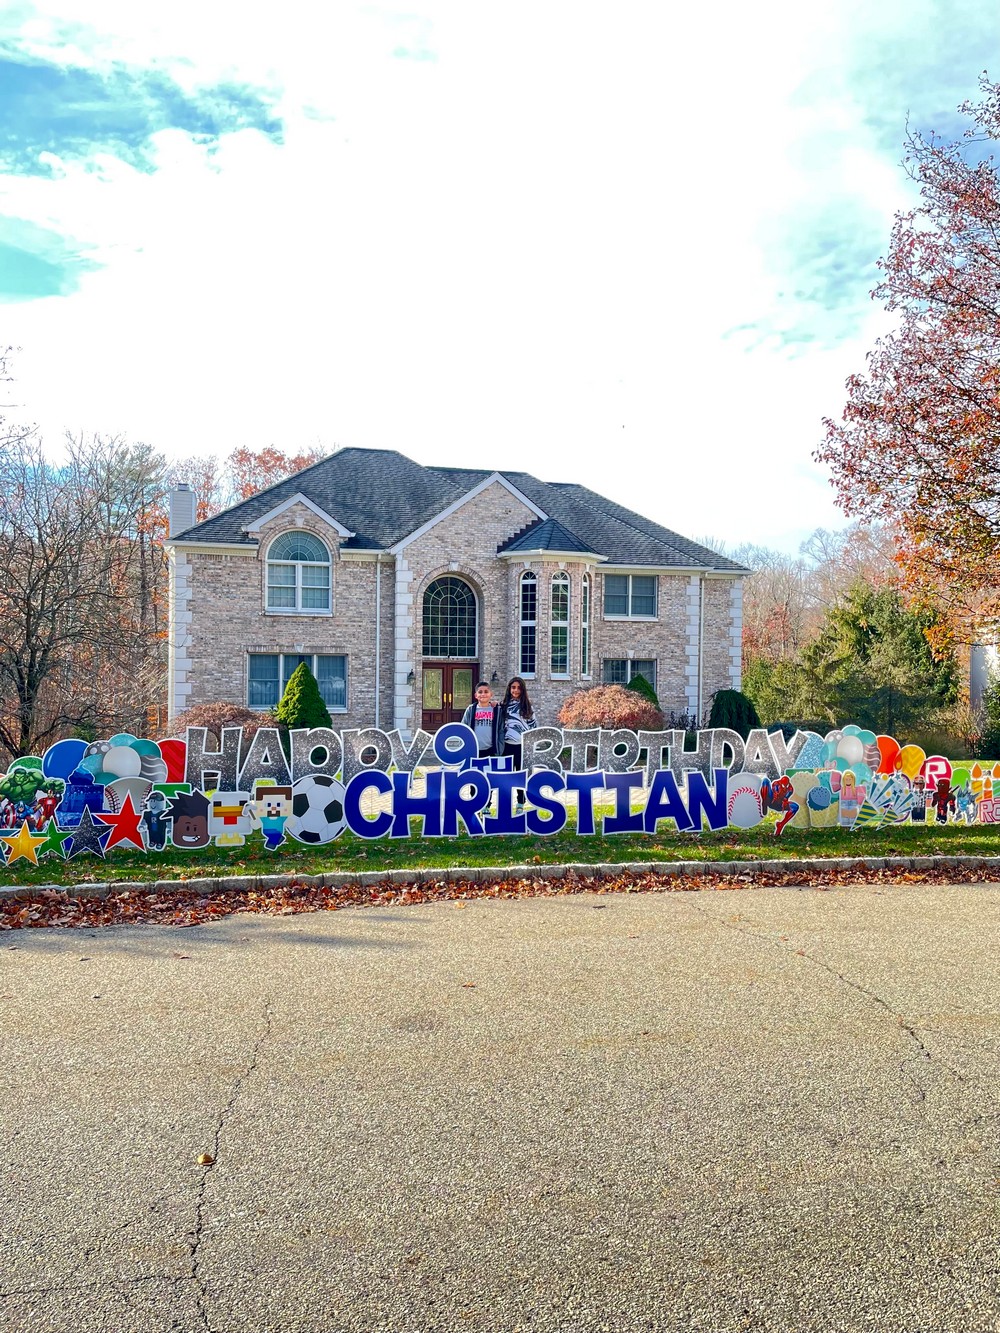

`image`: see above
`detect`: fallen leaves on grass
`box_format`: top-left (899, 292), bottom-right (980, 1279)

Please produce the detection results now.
top-left (2, 863), bottom-right (1000, 933)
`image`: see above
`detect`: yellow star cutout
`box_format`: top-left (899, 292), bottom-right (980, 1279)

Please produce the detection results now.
top-left (1, 820), bottom-right (48, 866)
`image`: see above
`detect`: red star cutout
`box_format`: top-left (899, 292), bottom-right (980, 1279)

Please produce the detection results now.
top-left (96, 793), bottom-right (146, 851)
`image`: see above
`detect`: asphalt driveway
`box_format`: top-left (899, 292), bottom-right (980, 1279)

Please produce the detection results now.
top-left (3, 881), bottom-right (999, 1332)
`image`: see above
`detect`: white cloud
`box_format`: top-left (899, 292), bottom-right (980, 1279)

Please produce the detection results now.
top-left (1, 0), bottom-right (992, 553)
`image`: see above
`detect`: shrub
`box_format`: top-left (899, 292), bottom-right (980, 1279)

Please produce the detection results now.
top-left (161, 701), bottom-right (279, 743)
top-left (767, 720), bottom-right (829, 741)
top-left (557, 684), bottom-right (663, 731)
top-left (626, 672), bottom-right (660, 710)
top-left (276, 662), bottom-right (332, 730)
top-left (707, 689), bottom-right (761, 738)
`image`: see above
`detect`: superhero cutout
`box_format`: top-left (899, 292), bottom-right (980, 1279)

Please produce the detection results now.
top-left (32, 787), bottom-right (62, 830)
top-left (929, 778), bottom-right (957, 824)
top-left (759, 775), bottom-right (800, 836)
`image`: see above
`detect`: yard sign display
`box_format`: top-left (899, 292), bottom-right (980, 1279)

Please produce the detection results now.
top-left (0, 722), bottom-right (995, 865)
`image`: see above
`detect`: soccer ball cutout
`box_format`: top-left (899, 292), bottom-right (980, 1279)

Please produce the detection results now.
top-left (287, 774), bottom-right (347, 844)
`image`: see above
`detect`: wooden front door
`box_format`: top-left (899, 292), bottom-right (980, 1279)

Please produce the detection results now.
top-left (421, 662), bottom-right (477, 731)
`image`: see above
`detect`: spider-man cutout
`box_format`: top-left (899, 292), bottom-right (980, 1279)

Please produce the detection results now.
top-left (760, 775), bottom-right (800, 836)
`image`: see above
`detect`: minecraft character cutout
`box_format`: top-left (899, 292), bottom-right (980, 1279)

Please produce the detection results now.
top-left (208, 791), bottom-right (254, 846)
top-left (249, 784), bottom-right (293, 850)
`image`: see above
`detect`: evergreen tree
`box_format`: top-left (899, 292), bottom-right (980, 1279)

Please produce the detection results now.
top-left (625, 672), bottom-right (660, 710)
top-left (275, 662), bottom-right (332, 730)
top-left (707, 689), bottom-right (761, 738)
top-left (796, 584), bottom-right (957, 735)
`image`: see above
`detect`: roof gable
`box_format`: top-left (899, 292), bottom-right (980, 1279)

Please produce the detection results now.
top-left (389, 472), bottom-right (546, 554)
top-left (245, 492), bottom-right (354, 538)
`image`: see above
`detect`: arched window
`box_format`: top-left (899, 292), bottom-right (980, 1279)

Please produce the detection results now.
top-left (550, 572), bottom-right (569, 675)
top-left (266, 531), bottom-right (331, 612)
top-left (519, 571), bottom-right (537, 676)
top-left (581, 574), bottom-right (591, 676)
top-left (422, 576), bottom-right (478, 657)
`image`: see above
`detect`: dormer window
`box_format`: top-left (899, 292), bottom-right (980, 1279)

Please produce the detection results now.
top-left (266, 531), bottom-right (331, 613)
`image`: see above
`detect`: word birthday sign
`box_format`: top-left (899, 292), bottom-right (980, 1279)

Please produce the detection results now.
top-left (0, 722), bottom-right (995, 865)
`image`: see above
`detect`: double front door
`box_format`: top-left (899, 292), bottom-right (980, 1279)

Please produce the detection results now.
top-left (421, 662), bottom-right (477, 731)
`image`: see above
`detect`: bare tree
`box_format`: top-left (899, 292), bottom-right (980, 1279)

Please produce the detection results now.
top-left (734, 523), bottom-right (898, 670)
top-left (731, 543), bottom-right (813, 663)
top-left (0, 431), bottom-right (168, 759)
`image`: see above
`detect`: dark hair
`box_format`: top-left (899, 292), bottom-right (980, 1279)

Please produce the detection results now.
top-left (475, 680), bottom-right (491, 690)
top-left (502, 676), bottom-right (533, 720)
top-left (167, 790), bottom-right (210, 820)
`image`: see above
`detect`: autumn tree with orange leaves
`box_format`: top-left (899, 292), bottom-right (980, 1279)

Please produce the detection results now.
top-left (816, 76), bottom-right (1000, 648)
top-left (167, 445), bottom-right (329, 520)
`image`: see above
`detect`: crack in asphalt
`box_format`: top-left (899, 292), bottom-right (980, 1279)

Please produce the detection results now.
top-left (682, 898), bottom-right (968, 1101)
top-left (0, 1272), bottom-right (185, 1300)
top-left (189, 995), bottom-right (274, 1331)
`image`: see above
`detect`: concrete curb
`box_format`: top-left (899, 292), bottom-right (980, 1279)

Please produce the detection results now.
top-left (3, 855), bottom-right (1000, 902)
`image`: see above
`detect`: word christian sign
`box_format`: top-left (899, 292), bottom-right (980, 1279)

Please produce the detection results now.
top-left (0, 722), bottom-right (994, 864)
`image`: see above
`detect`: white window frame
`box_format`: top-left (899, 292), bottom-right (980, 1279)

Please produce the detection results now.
top-left (519, 570), bottom-right (537, 678)
top-left (265, 531), bottom-right (332, 615)
top-left (550, 571), bottom-right (570, 678)
top-left (602, 658), bottom-right (657, 690)
top-left (247, 652), bottom-right (348, 711)
top-left (603, 572), bottom-right (658, 620)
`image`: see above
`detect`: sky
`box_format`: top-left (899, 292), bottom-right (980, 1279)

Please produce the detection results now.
top-left (0, 1), bottom-right (998, 557)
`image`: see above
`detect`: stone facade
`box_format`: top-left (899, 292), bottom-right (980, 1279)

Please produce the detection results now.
top-left (169, 479), bottom-right (745, 735)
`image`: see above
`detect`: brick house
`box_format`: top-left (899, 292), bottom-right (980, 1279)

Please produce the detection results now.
top-left (166, 448), bottom-right (749, 735)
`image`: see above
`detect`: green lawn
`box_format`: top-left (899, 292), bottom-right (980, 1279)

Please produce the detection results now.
top-left (3, 816), bottom-right (999, 888)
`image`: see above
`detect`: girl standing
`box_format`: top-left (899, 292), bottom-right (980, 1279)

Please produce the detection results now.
top-left (502, 676), bottom-right (537, 806)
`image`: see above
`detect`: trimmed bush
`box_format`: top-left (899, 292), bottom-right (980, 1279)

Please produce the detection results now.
top-left (626, 672), bottom-right (661, 710)
top-left (162, 701), bottom-right (279, 743)
top-left (276, 661), bottom-right (332, 730)
top-left (557, 684), bottom-right (663, 731)
top-left (707, 689), bottom-right (761, 739)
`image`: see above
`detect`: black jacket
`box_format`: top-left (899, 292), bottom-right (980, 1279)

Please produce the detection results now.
top-left (460, 700), bottom-right (507, 755)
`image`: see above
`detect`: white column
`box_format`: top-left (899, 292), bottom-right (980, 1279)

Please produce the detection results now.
top-left (729, 580), bottom-right (743, 690)
top-left (168, 550), bottom-right (194, 722)
top-left (684, 575), bottom-right (701, 715)
top-left (393, 556), bottom-right (415, 735)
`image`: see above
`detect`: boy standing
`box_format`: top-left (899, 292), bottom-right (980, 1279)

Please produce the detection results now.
top-left (462, 681), bottom-right (506, 758)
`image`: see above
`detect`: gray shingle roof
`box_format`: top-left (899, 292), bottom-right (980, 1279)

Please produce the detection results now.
top-left (172, 447), bottom-right (748, 572)
top-left (170, 448), bottom-right (467, 550)
top-left (498, 518), bottom-right (597, 556)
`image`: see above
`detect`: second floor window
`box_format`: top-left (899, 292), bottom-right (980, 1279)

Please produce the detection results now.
top-left (266, 532), bottom-right (331, 613)
top-left (603, 572), bottom-right (657, 618)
